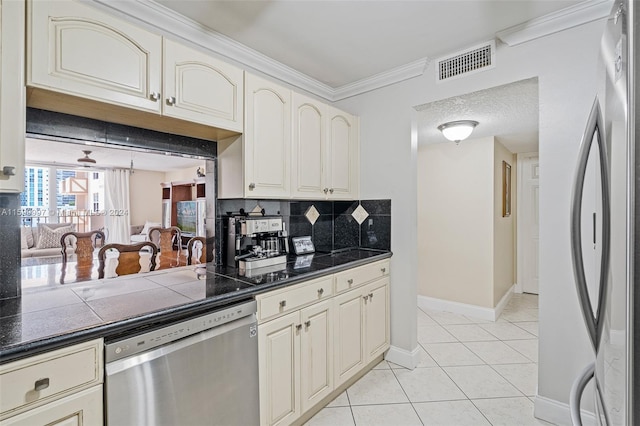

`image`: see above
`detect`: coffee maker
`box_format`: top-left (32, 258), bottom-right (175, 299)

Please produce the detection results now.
top-left (225, 215), bottom-right (289, 271)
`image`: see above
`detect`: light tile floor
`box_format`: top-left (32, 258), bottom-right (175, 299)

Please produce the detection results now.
top-left (306, 293), bottom-right (553, 426)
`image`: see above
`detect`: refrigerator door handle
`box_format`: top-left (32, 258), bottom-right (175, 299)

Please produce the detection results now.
top-left (570, 362), bottom-right (595, 426)
top-left (570, 97), bottom-right (612, 351)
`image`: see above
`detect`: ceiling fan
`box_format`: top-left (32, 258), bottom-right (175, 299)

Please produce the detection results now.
top-left (77, 150), bottom-right (97, 165)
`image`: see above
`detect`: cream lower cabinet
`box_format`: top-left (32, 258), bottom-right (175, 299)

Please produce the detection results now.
top-left (0, 339), bottom-right (104, 425)
top-left (0, 0), bottom-right (25, 193)
top-left (258, 300), bottom-right (333, 426)
top-left (334, 277), bottom-right (390, 387)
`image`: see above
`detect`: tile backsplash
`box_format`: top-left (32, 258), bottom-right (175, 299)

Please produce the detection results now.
top-left (216, 198), bottom-right (391, 264)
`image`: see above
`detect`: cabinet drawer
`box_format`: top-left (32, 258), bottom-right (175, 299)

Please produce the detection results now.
top-left (258, 277), bottom-right (333, 322)
top-left (0, 339), bottom-right (103, 419)
top-left (335, 260), bottom-right (389, 294)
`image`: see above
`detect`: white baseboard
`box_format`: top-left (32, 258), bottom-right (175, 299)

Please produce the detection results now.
top-left (385, 345), bottom-right (420, 369)
top-left (417, 285), bottom-right (515, 321)
top-left (534, 395), bottom-right (596, 426)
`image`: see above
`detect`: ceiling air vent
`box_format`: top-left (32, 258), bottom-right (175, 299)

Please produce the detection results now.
top-left (436, 41), bottom-right (495, 82)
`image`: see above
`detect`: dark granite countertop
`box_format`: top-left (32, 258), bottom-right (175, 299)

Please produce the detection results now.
top-left (0, 248), bottom-right (391, 364)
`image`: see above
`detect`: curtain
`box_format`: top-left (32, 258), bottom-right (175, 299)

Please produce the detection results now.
top-left (104, 169), bottom-right (131, 244)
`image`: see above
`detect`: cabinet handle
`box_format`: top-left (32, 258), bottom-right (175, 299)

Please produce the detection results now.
top-left (381, 267), bottom-right (386, 273)
top-left (166, 96), bottom-right (176, 106)
top-left (279, 300), bottom-right (286, 308)
top-left (369, 292), bottom-right (374, 300)
top-left (323, 188), bottom-right (329, 194)
top-left (249, 183), bottom-right (256, 190)
top-left (363, 295), bottom-right (369, 301)
top-left (318, 288), bottom-right (324, 296)
top-left (329, 188), bottom-right (334, 194)
top-left (34, 378), bottom-right (50, 391)
top-left (2, 166), bottom-right (16, 176)
top-left (149, 92), bottom-right (160, 101)
top-left (347, 279), bottom-right (354, 285)
top-left (296, 324), bottom-right (302, 331)
top-left (304, 320), bottom-right (311, 328)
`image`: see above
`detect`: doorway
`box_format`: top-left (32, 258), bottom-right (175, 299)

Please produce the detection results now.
top-left (517, 153), bottom-right (540, 294)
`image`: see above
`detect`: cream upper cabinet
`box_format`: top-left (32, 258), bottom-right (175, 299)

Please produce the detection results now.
top-left (291, 94), bottom-right (359, 200)
top-left (28, 0), bottom-right (163, 113)
top-left (0, 0), bottom-right (25, 193)
top-left (291, 92), bottom-right (325, 198)
top-left (163, 39), bottom-right (243, 132)
top-left (325, 105), bottom-right (359, 200)
top-left (244, 73), bottom-right (291, 198)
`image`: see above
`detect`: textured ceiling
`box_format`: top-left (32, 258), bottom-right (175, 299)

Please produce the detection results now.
top-left (416, 77), bottom-right (539, 153)
top-left (25, 138), bottom-right (205, 172)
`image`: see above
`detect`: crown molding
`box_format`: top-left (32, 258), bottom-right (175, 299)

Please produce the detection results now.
top-left (332, 58), bottom-right (429, 101)
top-left (496, 0), bottom-right (612, 46)
top-left (89, 0), bottom-right (611, 102)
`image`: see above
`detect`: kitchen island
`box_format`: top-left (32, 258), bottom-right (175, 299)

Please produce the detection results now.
top-left (0, 248), bottom-right (391, 364)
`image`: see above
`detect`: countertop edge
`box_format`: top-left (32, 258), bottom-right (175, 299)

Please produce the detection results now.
top-left (0, 250), bottom-right (392, 364)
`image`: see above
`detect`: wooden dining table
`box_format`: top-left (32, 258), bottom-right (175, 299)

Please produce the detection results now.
top-left (21, 249), bottom-right (192, 289)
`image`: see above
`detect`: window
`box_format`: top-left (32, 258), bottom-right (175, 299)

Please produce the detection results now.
top-left (93, 172), bottom-right (99, 180)
top-left (93, 193), bottom-right (100, 212)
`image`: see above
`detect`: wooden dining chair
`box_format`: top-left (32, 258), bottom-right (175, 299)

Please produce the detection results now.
top-left (59, 230), bottom-right (105, 284)
top-left (149, 226), bottom-right (182, 268)
top-left (186, 236), bottom-right (207, 265)
top-left (97, 242), bottom-right (158, 279)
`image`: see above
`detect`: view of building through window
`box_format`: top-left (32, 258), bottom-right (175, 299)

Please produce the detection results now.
top-left (21, 166), bottom-right (105, 231)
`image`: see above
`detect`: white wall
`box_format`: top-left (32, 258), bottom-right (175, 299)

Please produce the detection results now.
top-left (129, 170), bottom-right (164, 225)
top-left (418, 136), bottom-right (494, 308)
top-left (335, 19), bottom-right (605, 422)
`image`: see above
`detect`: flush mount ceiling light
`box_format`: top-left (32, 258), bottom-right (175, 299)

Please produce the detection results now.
top-left (437, 120), bottom-right (479, 144)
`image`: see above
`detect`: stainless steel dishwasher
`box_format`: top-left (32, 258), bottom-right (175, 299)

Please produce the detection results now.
top-left (104, 300), bottom-right (259, 426)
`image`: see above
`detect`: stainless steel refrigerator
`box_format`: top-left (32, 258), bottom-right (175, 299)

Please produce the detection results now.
top-left (569, 1), bottom-right (638, 425)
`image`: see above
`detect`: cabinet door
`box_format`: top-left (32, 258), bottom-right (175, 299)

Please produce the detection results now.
top-left (325, 106), bottom-right (358, 199)
top-left (163, 39), bottom-right (243, 132)
top-left (364, 278), bottom-right (390, 361)
top-left (300, 300), bottom-right (333, 413)
top-left (0, 385), bottom-right (102, 426)
top-left (333, 288), bottom-right (365, 387)
top-left (291, 92), bottom-right (325, 199)
top-left (258, 311), bottom-right (300, 426)
top-left (28, 0), bottom-right (162, 113)
top-left (244, 74), bottom-right (291, 198)
top-left (0, 0), bottom-right (25, 193)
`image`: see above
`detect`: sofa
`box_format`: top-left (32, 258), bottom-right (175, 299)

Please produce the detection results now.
top-left (21, 223), bottom-right (77, 258)
top-left (130, 221), bottom-right (161, 246)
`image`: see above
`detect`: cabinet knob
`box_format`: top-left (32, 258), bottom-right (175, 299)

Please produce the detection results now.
top-left (318, 288), bottom-right (324, 296)
top-left (304, 320), bottom-right (311, 328)
top-left (34, 378), bottom-right (50, 391)
top-left (381, 267), bottom-right (386, 273)
top-left (347, 279), bottom-right (354, 285)
top-left (279, 300), bottom-right (286, 308)
top-left (363, 295), bottom-right (369, 301)
top-left (249, 183), bottom-right (256, 190)
top-left (2, 166), bottom-right (16, 176)
top-left (329, 188), bottom-right (334, 194)
top-left (296, 324), bottom-right (302, 331)
top-left (323, 188), bottom-right (328, 194)
top-left (166, 96), bottom-right (176, 106)
top-left (369, 292), bottom-right (374, 300)
top-left (150, 92), bottom-right (160, 101)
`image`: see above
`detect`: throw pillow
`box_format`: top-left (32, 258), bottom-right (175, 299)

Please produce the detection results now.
top-left (141, 221), bottom-right (161, 235)
top-left (36, 225), bottom-right (73, 249)
top-left (20, 228), bottom-right (28, 250)
top-left (25, 227), bottom-right (35, 248)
